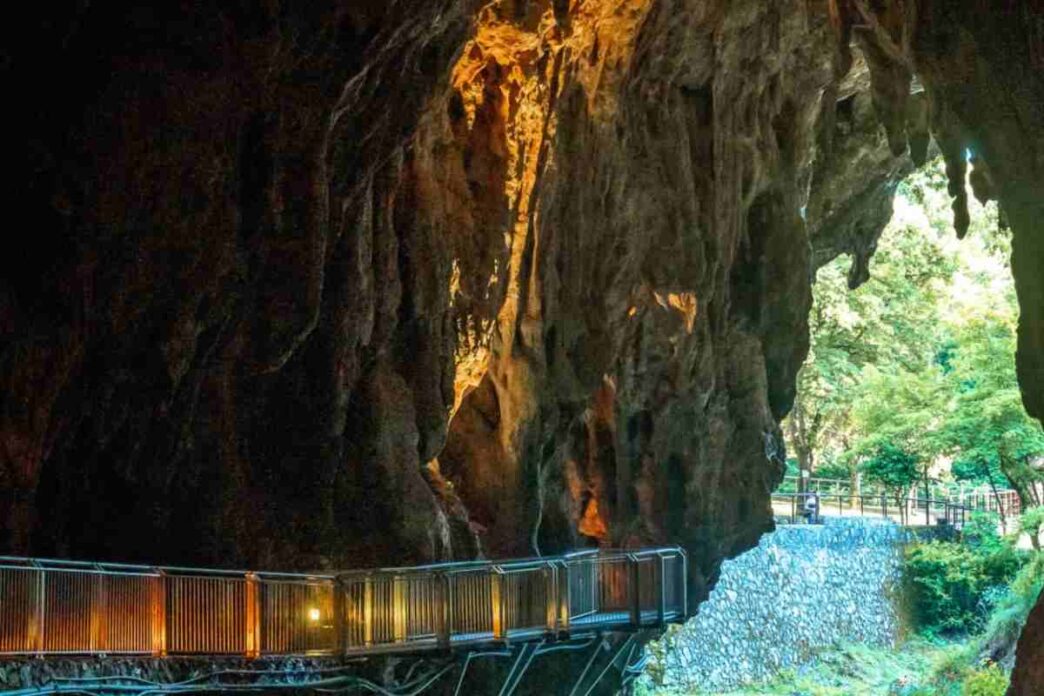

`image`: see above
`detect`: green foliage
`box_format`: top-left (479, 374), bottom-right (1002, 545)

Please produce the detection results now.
top-left (786, 193), bottom-right (958, 480)
top-left (905, 543), bottom-right (992, 635)
top-left (812, 459), bottom-right (851, 482)
top-left (937, 319), bottom-right (1044, 505)
top-left (1019, 507), bottom-right (1044, 549)
top-left (962, 513), bottom-right (1009, 556)
top-left (903, 521), bottom-right (1024, 637)
top-left (959, 665), bottom-right (1008, 696)
top-left (785, 156), bottom-right (1044, 504)
top-left (982, 552), bottom-right (1044, 655)
top-left (862, 443), bottom-right (921, 494)
top-left (667, 639), bottom-right (966, 696)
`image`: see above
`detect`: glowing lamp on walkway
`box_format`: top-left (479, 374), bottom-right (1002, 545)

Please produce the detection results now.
top-left (308, 607), bottom-right (321, 623)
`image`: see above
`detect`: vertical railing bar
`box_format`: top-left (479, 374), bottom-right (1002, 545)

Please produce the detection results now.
top-left (658, 554), bottom-right (666, 625)
top-left (34, 565), bottom-right (45, 655)
top-left (363, 574), bottom-right (373, 648)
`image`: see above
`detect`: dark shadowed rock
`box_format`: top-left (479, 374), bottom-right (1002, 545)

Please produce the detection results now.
top-left (1010, 590), bottom-right (1044, 695)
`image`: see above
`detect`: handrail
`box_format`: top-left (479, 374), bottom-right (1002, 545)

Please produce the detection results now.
top-left (771, 491), bottom-right (972, 527)
top-left (0, 548), bottom-right (686, 659)
top-left (776, 476), bottom-right (1023, 513)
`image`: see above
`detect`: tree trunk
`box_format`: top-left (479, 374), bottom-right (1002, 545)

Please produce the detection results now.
top-left (984, 461), bottom-right (1009, 533)
top-left (923, 467), bottom-right (932, 525)
top-left (786, 414), bottom-right (814, 494)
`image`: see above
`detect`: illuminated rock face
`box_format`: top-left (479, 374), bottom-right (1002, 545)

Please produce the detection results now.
top-left (0, 0), bottom-right (1042, 635)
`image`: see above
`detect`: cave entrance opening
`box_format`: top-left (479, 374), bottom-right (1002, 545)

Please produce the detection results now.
top-left (782, 156), bottom-right (1043, 533)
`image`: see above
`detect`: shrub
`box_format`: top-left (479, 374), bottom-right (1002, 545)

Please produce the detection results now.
top-left (904, 518), bottom-right (1026, 636)
top-left (905, 542), bottom-right (990, 634)
top-left (960, 664), bottom-right (1008, 696)
top-left (982, 553), bottom-right (1044, 659)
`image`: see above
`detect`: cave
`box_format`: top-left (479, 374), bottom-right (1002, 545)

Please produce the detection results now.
top-left (1, 1), bottom-right (1043, 693)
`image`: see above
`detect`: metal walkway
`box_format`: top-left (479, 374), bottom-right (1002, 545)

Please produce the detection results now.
top-left (0, 548), bottom-right (686, 660)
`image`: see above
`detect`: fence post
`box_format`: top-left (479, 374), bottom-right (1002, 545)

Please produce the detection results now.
top-left (657, 555), bottom-right (666, 626)
top-left (363, 575), bottom-right (374, 647)
top-left (27, 565), bottom-right (45, 655)
top-left (244, 573), bottom-right (260, 658)
top-left (89, 567), bottom-right (106, 653)
top-left (544, 564), bottom-right (557, 634)
top-left (681, 551), bottom-right (688, 617)
top-left (333, 578), bottom-right (347, 657)
top-left (151, 571), bottom-right (167, 656)
top-left (491, 569), bottom-right (505, 641)
top-left (393, 575), bottom-right (407, 644)
top-left (436, 572), bottom-right (451, 649)
top-left (629, 556), bottom-right (641, 628)
top-left (559, 562), bottom-right (571, 634)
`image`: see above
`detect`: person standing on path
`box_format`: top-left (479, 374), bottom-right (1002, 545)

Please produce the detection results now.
top-left (802, 491), bottom-right (820, 524)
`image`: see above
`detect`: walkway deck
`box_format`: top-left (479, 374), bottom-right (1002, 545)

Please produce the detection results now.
top-left (0, 548), bottom-right (686, 660)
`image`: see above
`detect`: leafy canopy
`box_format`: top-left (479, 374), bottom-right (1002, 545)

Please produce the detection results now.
top-left (787, 157), bottom-right (1044, 500)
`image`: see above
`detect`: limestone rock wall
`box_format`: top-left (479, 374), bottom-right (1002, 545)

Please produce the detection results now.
top-left (1010, 588), bottom-right (1044, 696)
top-left (1, 5), bottom-right (1043, 657)
top-left (648, 519), bottom-right (906, 692)
top-left (0, 0), bottom-right (895, 601)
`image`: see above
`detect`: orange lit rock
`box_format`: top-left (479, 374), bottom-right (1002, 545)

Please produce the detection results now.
top-left (578, 497), bottom-right (609, 540)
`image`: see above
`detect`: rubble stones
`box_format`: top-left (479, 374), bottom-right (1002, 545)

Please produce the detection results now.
top-left (649, 518), bottom-right (905, 692)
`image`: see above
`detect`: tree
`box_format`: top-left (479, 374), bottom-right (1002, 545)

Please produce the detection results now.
top-left (861, 442), bottom-right (920, 505)
top-left (788, 201), bottom-right (955, 492)
top-left (939, 316), bottom-right (1044, 511)
top-left (845, 360), bottom-right (950, 508)
top-left (1018, 507), bottom-right (1044, 551)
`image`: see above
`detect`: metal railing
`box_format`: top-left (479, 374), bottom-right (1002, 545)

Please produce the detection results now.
top-left (777, 475), bottom-right (1024, 517)
top-left (771, 492), bottom-right (971, 528)
top-left (0, 548), bottom-right (686, 659)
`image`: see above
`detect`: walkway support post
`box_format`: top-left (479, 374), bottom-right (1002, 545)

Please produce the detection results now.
top-left (629, 555), bottom-right (641, 629)
top-left (544, 563), bottom-right (557, 634)
top-left (89, 565), bottom-right (105, 652)
top-left (334, 577), bottom-right (347, 657)
top-left (393, 575), bottom-right (407, 644)
top-left (436, 572), bottom-right (451, 650)
top-left (150, 570), bottom-right (167, 656)
top-left (29, 564), bottom-right (44, 655)
top-left (363, 575), bottom-right (374, 648)
top-left (244, 572), bottom-right (260, 658)
top-left (557, 561), bottom-right (571, 635)
top-left (491, 569), bottom-right (505, 641)
top-left (657, 554), bottom-right (666, 626)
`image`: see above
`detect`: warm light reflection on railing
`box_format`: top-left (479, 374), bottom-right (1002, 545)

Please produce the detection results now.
top-left (0, 548), bottom-right (686, 659)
